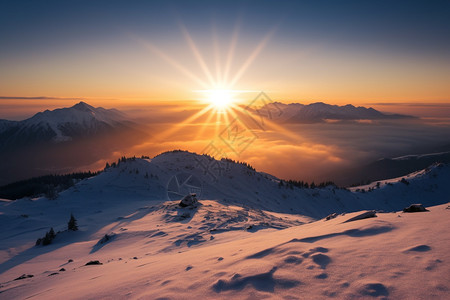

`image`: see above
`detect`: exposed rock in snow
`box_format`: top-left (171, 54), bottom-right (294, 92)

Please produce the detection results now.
top-left (85, 260), bottom-right (102, 266)
top-left (13, 274), bottom-right (33, 281)
top-left (403, 204), bottom-right (428, 212)
top-left (325, 213), bottom-right (338, 221)
top-left (343, 210), bottom-right (377, 223)
top-left (179, 193), bottom-right (198, 207)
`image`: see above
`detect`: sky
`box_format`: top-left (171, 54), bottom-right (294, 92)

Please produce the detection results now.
top-left (1, 0), bottom-right (450, 112)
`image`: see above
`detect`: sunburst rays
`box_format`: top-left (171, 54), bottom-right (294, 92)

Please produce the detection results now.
top-left (135, 18), bottom-right (297, 152)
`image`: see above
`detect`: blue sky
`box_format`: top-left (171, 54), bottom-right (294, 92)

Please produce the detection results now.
top-left (1, 0), bottom-right (449, 103)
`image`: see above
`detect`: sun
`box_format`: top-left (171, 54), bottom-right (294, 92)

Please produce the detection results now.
top-left (200, 89), bottom-right (237, 111)
top-left (207, 89), bottom-right (233, 109)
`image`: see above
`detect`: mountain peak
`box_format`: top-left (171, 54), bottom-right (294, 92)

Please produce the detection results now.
top-left (72, 101), bottom-right (95, 112)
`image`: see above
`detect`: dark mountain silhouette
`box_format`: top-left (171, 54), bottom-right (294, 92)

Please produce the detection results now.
top-left (0, 102), bottom-right (149, 185)
top-left (0, 101), bottom-right (132, 151)
top-left (335, 151), bottom-right (450, 186)
top-left (257, 102), bottom-right (415, 123)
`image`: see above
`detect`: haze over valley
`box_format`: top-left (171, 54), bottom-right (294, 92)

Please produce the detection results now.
top-left (1, 100), bottom-right (449, 187)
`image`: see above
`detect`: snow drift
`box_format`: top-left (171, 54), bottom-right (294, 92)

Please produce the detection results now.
top-left (0, 151), bottom-right (449, 299)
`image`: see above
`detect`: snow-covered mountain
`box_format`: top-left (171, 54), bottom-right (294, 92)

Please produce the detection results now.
top-left (335, 151), bottom-right (450, 186)
top-left (257, 102), bottom-right (414, 123)
top-left (0, 151), bottom-right (448, 299)
top-left (0, 102), bottom-right (130, 150)
top-left (0, 102), bottom-right (149, 186)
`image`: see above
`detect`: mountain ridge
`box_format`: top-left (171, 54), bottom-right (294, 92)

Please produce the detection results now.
top-left (6, 150), bottom-right (445, 217)
top-left (0, 101), bottom-right (129, 147)
top-left (258, 101), bottom-right (415, 123)
top-left (0, 102), bottom-right (148, 186)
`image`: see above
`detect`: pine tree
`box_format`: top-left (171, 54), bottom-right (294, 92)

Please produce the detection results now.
top-left (49, 227), bottom-right (56, 239)
top-left (42, 232), bottom-right (52, 245)
top-left (45, 185), bottom-right (58, 200)
top-left (37, 227), bottom-right (56, 246)
top-left (68, 214), bottom-right (78, 231)
top-left (278, 181), bottom-right (284, 188)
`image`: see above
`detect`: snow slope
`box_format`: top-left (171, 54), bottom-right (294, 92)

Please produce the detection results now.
top-left (0, 151), bottom-right (449, 299)
top-left (336, 151), bottom-right (450, 187)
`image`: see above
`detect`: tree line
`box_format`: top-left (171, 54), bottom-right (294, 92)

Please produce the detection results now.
top-left (279, 179), bottom-right (337, 189)
top-left (0, 172), bottom-right (99, 200)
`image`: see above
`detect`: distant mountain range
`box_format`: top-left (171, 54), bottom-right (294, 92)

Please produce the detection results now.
top-left (0, 102), bottom-right (132, 151)
top-left (336, 151), bottom-right (450, 186)
top-left (0, 101), bottom-right (434, 187)
top-left (0, 102), bottom-right (148, 185)
top-left (257, 102), bottom-right (415, 123)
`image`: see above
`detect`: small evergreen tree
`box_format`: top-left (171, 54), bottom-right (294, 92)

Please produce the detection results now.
top-left (42, 228), bottom-right (56, 245)
top-left (68, 214), bottom-right (78, 231)
top-left (42, 232), bottom-right (52, 245)
top-left (45, 185), bottom-right (58, 200)
top-left (36, 227), bottom-right (56, 246)
top-left (49, 227), bottom-right (56, 239)
top-left (400, 178), bottom-right (410, 185)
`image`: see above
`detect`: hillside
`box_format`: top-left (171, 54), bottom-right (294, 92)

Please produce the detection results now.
top-left (338, 151), bottom-right (450, 186)
top-left (0, 151), bottom-right (449, 299)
